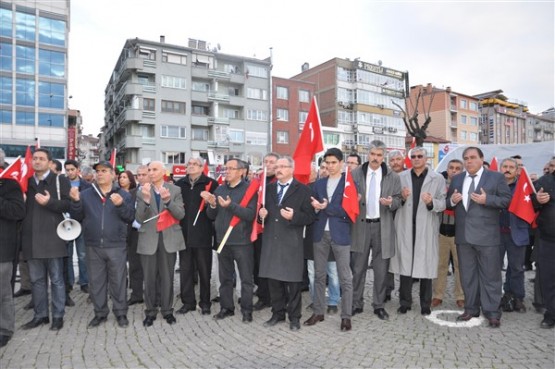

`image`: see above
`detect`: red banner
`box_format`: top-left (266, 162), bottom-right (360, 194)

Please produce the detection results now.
top-left (67, 126), bottom-right (76, 160)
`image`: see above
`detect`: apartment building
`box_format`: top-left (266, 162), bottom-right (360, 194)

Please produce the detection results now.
top-left (0, 0), bottom-right (70, 159)
top-left (103, 37), bottom-right (272, 172)
top-left (525, 108), bottom-right (554, 143)
top-left (292, 58), bottom-right (408, 156)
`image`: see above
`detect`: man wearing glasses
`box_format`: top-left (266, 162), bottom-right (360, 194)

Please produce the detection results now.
top-left (206, 159), bottom-right (258, 323)
top-left (390, 147), bottom-right (446, 316)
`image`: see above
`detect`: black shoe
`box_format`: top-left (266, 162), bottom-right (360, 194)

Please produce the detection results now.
top-left (213, 309), bottom-right (234, 320)
top-left (385, 294), bottom-right (392, 302)
top-left (163, 314), bottom-right (176, 325)
top-left (50, 318), bottom-right (63, 331)
top-left (65, 294), bottom-right (75, 307)
top-left (80, 285), bottom-right (89, 294)
top-left (352, 307), bottom-right (363, 316)
top-left (290, 320), bottom-right (301, 331)
top-left (23, 301), bottom-right (34, 310)
top-left (421, 307), bottom-right (431, 316)
top-left (397, 306), bottom-right (411, 314)
top-left (340, 318), bottom-right (352, 331)
top-left (0, 335), bottom-right (10, 348)
top-left (88, 316), bottom-right (107, 328)
top-left (127, 298), bottom-right (144, 306)
top-left (242, 312), bottom-right (253, 323)
top-left (201, 308), bottom-right (211, 315)
top-left (253, 300), bottom-right (270, 311)
top-left (541, 318), bottom-right (555, 329)
top-left (374, 308), bottom-right (389, 320)
top-left (143, 316), bottom-right (156, 327)
top-left (327, 305), bottom-right (338, 314)
top-left (22, 317), bottom-right (49, 330)
top-left (116, 315), bottom-right (129, 328)
top-left (13, 289), bottom-right (31, 298)
top-left (263, 315), bottom-right (286, 327)
top-left (176, 305), bottom-right (196, 314)
top-left (456, 312), bottom-right (480, 321)
top-left (211, 296), bottom-right (220, 303)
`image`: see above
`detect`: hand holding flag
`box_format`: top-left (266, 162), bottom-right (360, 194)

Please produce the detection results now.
top-left (405, 137), bottom-right (416, 169)
top-left (508, 167), bottom-right (537, 224)
top-left (293, 96), bottom-right (324, 184)
top-left (342, 167), bottom-right (359, 222)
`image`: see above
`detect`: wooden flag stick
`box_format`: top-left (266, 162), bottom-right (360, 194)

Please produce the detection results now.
top-left (216, 226), bottom-right (234, 254)
top-left (192, 209), bottom-right (201, 226)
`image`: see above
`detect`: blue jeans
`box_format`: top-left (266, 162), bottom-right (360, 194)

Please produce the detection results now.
top-left (67, 235), bottom-right (88, 287)
top-left (307, 260), bottom-right (340, 306)
top-left (28, 258), bottom-right (65, 319)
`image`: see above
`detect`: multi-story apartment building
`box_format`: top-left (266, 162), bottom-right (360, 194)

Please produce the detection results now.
top-left (408, 84), bottom-right (481, 145)
top-left (526, 108), bottom-right (554, 143)
top-left (271, 76), bottom-right (315, 155)
top-left (77, 134), bottom-right (100, 168)
top-left (292, 58), bottom-right (408, 157)
top-left (0, 1), bottom-right (70, 159)
top-left (103, 37), bottom-right (271, 172)
top-left (475, 90), bottom-right (528, 145)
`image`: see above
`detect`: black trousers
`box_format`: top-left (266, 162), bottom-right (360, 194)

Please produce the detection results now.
top-left (538, 237), bottom-right (555, 321)
top-left (399, 276), bottom-right (432, 309)
top-left (268, 278), bottom-right (302, 322)
top-left (179, 247), bottom-right (212, 310)
top-left (127, 229), bottom-right (144, 301)
top-left (253, 237), bottom-right (271, 304)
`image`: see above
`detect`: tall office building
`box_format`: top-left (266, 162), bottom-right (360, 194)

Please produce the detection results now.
top-left (0, 0), bottom-right (70, 159)
top-left (103, 37), bottom-right (272, 172)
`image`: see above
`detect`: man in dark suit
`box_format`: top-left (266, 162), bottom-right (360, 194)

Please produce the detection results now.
top-left (258, 156), bottom-right (315, 331)
top-left (304, 148), bottom-right (354, 331)
top-left (447, 146), bottom-right (511, 328)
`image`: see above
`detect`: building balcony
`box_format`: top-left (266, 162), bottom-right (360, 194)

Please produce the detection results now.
top-left (191, 91), bottom-right (208, 102)
top-left (207, 141), bottom-right (229, 148)
top-left (208, 117), bottom-right (230, 125)
top-left (125, 109), bottom-right (142, 122)
top-left (124, 82), bottom-right (144, 96)
top-left (191, 67), bottom-right (209, 79)
top-left (191, 115), bottom-right (209, 127)
top-left (191, 140), bottom-right (207, 150)
top-left (450, 121), bottom-right (458, 129)
top-left (208, 69), bottom-right (231, 79)
top-left (230, 73), bottom-right (245, 84)
top-left (125, 135), bottom-right (143, 148)
top-left (450, 104), bottom-right (457, 111)
top-left (208, 92), bottom-right (230, 102)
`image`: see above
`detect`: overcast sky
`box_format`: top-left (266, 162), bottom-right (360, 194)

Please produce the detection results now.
top-left (69, 0), bottom-right (554, 136)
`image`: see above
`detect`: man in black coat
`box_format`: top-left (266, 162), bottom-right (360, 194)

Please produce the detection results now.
top-left (258, 156), bottom-right (315, 331)
top-left (0, 151), bottom-right (26, 348)
top-left (175, 157), bottom-right (218, 315)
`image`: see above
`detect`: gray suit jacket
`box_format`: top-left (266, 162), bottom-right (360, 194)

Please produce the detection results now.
top-left (136, 183), bottom-right (185, 255)
top-left (447, 169), bottom-right (511, 246)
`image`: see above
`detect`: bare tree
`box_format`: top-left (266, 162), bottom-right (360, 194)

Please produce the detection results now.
top-left (392, 87), bottom-right (435, 147)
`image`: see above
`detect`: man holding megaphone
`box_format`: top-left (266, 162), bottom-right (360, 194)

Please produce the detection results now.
top-left (69, 161), bottom-right (135, 329)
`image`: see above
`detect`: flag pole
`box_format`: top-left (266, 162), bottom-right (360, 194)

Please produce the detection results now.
top-left (261, 166), bottom-right (267, 227)
top-left (216, 226), bottom-right (234, 253)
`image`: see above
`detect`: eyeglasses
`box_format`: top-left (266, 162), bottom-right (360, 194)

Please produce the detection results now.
top-left (187, 162), bottom-right (201, 166)
top-left (223, 167), bottom-right (239, 171)
top-left (276, 165), bottom-right (292, 169)
top-left (411, 155), bottom-right (424, 159)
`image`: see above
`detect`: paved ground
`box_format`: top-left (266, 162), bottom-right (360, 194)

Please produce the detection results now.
top-left (1, 267), bottom-right (553, 368)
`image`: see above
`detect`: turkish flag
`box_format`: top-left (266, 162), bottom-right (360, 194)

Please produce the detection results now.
top-left (202, 161), bottom-right (209, 176)
top-left (342, 167), bottom-right (359, 222)
top-left (216, 174), bottom-right (223, 185)
top-left (156, 209), bottom-right (180, 232)
top-left (0, 156), bottom-right (22, 182)
top-left (293, 96), bottom-right (324, 184)
top-left (508, 167), bottom-right (537, 224)
top-left (109, 148), bottom-right (117, 169)
top-left (20, 146), bottom-right (34, 193)
top-left (489, 156), bottom-right (498, 172)
top-left (251, 168), bottom-right (267, 242)
top-left (405, 137), bottom-right (416, 169)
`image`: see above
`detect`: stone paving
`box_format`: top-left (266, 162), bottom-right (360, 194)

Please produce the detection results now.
top-left (1, 268), bottom-right (553, 368)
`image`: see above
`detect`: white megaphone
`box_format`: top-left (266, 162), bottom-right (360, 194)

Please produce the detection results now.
top-left (57, 213), bottom-right (82, 241)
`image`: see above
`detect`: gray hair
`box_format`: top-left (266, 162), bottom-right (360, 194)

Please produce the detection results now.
top-left (81, 166), bottom-right (94, 176)
top-left (264, 152), bottom-right (280, 161)
top-left (368, 140), bottom-right (387, 155)
top-left (388, 149), bottom-right (404, 160)
top-left (500, 157), bottom-right (518, 168)
top-left (189, 157), bottom-right (204, 166)
top-left (279, 155), bottom-right (295, 170)
top-left (409, 146), bottom-right (427, 157)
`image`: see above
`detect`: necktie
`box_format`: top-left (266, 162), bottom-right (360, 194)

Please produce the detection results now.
top-left (367, 171), bottom-right (376, 218)
top-left (467, 175), bottom-right (476, 208)
top-left (277, 183), bottom-right (289, 204)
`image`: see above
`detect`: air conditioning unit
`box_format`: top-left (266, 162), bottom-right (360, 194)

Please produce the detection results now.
top-left (377, 104), bottom-right (385, 109)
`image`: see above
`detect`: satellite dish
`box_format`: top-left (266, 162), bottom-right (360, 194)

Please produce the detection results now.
top-left (57, 217), bottom-right (82, 241)
top-left (378, 60), bottom-right (383, 66)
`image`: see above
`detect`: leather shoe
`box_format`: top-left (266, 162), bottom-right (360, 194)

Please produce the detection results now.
top-left (80, 285), bottom-right (89, 294)
top-left (456, 300), bottom-right (465, 308)
top-left (176, 305), bottom-right (196, 314)
top-left (50, 318), bottom-right (63, 331)
top-left (0, 335), bottom-right (10, 348)
top-left (22, 317), bottom-right (49, 330)
top-left (201, 308), bottom-right (211, 315)
top-left (540, 318), bottom-right (555, 329)
top-left (374, 308), bottom-right (389, 320)
top-left (397, 306), bottom-right (411, 314)
top-left (127, 298), bottom-right (144, 306)
top-left (213, 309), bottom-right (234, 320)
top-left (340, 318), bottom-right (352, 331)
top-left (163, 314), bottom-right (176, 325)
top-left (24, 301), bottom-right (34, 310)
top-left (143, 316), bottom-right (156, 327)
top-left (488, 318), bottom-right (501, 328)
top-left (116, 315), bottom-right (129, 328)
top-left (421, 307), bottom-right (431, 316)
top-left (431, 298), bottom-right (442, 307)
top-left (263, 315), bottom-right (286, 327)
top-left (327, 305), bottom-right (338, 314)
top-left (303, 314), bottom-right (324, 326)
top-left (352, 307), bottom-right (363, 316)
top-left (13, 288), bottom-right (31, 298)
top-left (253, 300), bottom-right (270, 311)
top-left (242, 312), bottom-right (253, 323)
top-left (456, 312), bottom-right (480, 321)
top-left (88, 316), bottom-right (107, 328)
top-left (290, 320), bottom-right (300, 331)
top-left (385, 294), bottom-right (392, 302)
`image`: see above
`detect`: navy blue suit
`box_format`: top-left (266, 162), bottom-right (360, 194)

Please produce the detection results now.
top-left (312, 174), bottom-right (351, 246)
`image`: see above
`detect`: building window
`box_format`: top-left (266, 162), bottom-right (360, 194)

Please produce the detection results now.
top-left (470, 117), bottom-right (478, 126)
top-left (0, 9), bottom-right (12, 38)
top-left (192, 81), bottom-right (210, 92)
top-left (460, 99), bottom-right (467, 109)
top-left (143, 98), bottom-right (155, 111)
top-left (162, 51), bottom-right (186, 65)
top-left (227, 87), bottom-right (240, 96)
top-left (276, 86), bottom-right (288, 100)
top-left (469, 132), bottom-right (478, 141)
top-left (16, 78), bottom-right (35, 106)
top-left (15, 111), bottom-right (35, 126)
top-left (38, 82), bottom-right (64, 109)
top-left (324, 133), bottom-right (339, 145)
top-left (247, 109), bottom-right (268, 121)
top-left (192, 105), bottom-right (209, 116)
top-left (161, 75), bottom-right (186, 89)
top-left (229, 129), bottom-right (244, 143)
top-left (140, 124), bottom-right (155, 138)
top-left (0, 42), bottom-right (12, 72)
top-left (16, 45), bottom-right (35, 74)
top-left (276, 131), bottom-right (289, 144)
top-left (39, 49), bottom-right (65, 78)
top-left (246, 131), bottom-right (268, 145)
top-left (245, 64), bottom-right (267, 78)
top-left (192, 128), bottom-right (208, 141)
top-left (0, 77), bottom-right (12, 104)
top-left (224, 64), bottom-right (239, 74)
top-left (1, 109), bottom-right (12, 124)
top-left (15, 11), bottom-right (35, 42)
top-left (223, 108), bottom-right (239, 119)
top-left (38, 113), bottom-right (64, 127)
top-left (460, 115), bottom-right (467, 124)
top-left (460, 130), bottom-right (467, 140)
top-left (299, 111), bottom-right (308, 123)
top-left (470, 101), bottom-right (478, 111)
top-left (38, 16), bottom-right (66, 47)
top-left (247, 88), bottom-right (268, 100)
top-left (138, 47), bottom-right (156, 60)
top-left (161, 125), bottom-right (186, 139)
top-left (163, 152), bottom-right (186, 164)
top-left (277, 108), bottom-right (289, 121)
top-left (161, 100), bottom-right (185, 114)
top-left (299, 89), bottom-right (310, 103)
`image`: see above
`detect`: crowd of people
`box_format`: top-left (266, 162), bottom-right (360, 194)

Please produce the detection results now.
top-left (0, 144), bottom-right (553, 349)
